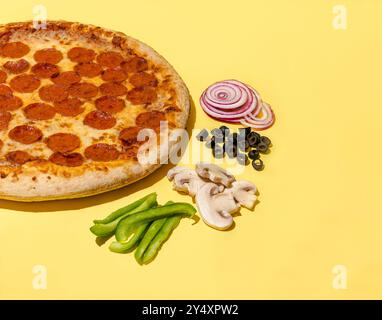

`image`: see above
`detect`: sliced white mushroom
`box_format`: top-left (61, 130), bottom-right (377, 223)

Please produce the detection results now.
top-left (196, 162), bottom-right (236, 187)
top-left (195, 183), bottom-right (240, 230)
top-left (167, 166), bottom-right (190, 181)
top-left (230, 180), bottom-right (257, 209)
top-left (172, 169), bottom-right (209, 197)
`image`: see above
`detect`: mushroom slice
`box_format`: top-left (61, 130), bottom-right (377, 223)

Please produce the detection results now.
top-left (196, 162), bottom-right (236, 187)
top-left (230, 180), bottom-right (257, 209)
top-left (172, 169), bottom-right (208, 197)
top-left (195, 183), bottom-right (240, 230)
top-left (167, 166), bottom-right (190, 181)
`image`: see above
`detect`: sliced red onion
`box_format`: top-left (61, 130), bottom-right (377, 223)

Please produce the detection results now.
top-left (245, 84), bottom-right (263, 117)
top-left (202, 92), bottom-right (253, 119)
top-left (202, 85), bottom-right (249, 115)
top-left (200, 79), bottom-right (275, 130)
top-left (240, 102), bottom-right (275, 130)
top-left (206, 83), bottom-right (244, 108)
top-left (200, 80), bottom-right (258, 119)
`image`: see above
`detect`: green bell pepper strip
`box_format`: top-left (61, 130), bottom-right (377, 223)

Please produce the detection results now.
top-left (90, 193), bottom-right (157, 237)
top-left (93, 193), bottom-right (157, 224)
top-left (115, 203), bottom-right (196, 242)
top-left (109, 201), bottom-right (173, 254)
top-left (109, 223), bottom-right (150, 254)
top-left (134, 217), bottom-right (167, 264)
top-left (133, 201), bottom-right (174, 263)
top-left (141, 215), bottom-right (182, 264)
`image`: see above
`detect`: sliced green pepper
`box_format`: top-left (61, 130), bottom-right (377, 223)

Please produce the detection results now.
top-left (90, 193), bottom-right (157, 237)
top-left (141, 215), bottom-right (182, 264)
top-left (109, 223), bottom-right (150, 254)
top-left (93, 193), bottom-right (157, 224)
top-left (109, 202), bottom-right (173, 254)
top-left (115, 203), bottom-right (196, 242)
top-left (134, 218), bottom-right (167, 264)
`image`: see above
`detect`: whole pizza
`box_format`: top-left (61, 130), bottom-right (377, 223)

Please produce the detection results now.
top-left (0, 21), bottom-right (190, 201)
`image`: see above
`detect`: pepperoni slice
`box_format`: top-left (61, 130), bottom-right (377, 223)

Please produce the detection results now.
top-left (51, 71), bottom-right (81, 87)
top-left (120, 145), bottom-right (139, 159)
top-left (49, 152), bottom-right (84, 167)
top-left (101, 68), bottom-right (128, 82)
top-left (54, 98), bottom-right (84, 117)
top-left (6, 151), bottom-right (34, 165)
top-left (34, 48), bottom-right (63, 64)
top-left (95, 96), bottom-right (125, 113)
top-left (46, 133), bottom-right (81, 153)
top-left (10, 74), bottom-right (41, 93)
top-left (85, 143), bottom-right (120, 161)
top-left (121, 57), bottom-right (148, 73)
top-left (32, 63), bottom-right (60, 78)
top-left (135, 111), bottom-right (166, 131)
top-left (67, 47), bottom-right (96, 63)
top-left (99, 82), bottom-right (127, 96)
top-left (0, 71), bottom-right (7, 83)
top-left (130, 72), bottom-right (158, 87)
top-left (0, 84), bottom-right (13, 96)
top-left (8, 125), bottom-right (42, 144)
top-left (0, 111), bottom-right (11, 130)
top-left (0, 95), bottom-right (23, 111)
top-left (74, 62), bottom-right (102, 78)
top-left (119, 126), bottom-right (142, 145)
top-left (127, 87), bottom-right (157, 105)
top-left (97, 52), bottom-right (124, 68)
top-left (164, 105), bottom-right (181, 112)
top-left (24, 103), bottom-right (56, 120)
top-left (1, 42), bottom-right (30, 58)
top-left (39, 84), bottom-right (69, 103)
top-left (84, 110), bottom-right (116, 130)
top-left (68, 82), bottom-right (98, 99)
top-left (3, 59), bottom-right (30, 74)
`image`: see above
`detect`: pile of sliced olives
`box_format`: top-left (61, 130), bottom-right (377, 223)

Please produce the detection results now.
top-left (196, 126), bottom-right (272, 171)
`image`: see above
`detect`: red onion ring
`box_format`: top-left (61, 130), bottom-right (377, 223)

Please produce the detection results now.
top-left (202, 85), bottom-right (248, 114)
top-left (199, 79), bottom-right (275, 130)
top-left (240, 102), bottom-right (275, 130)
top-left (200, 80), bottom-right (258, 119)
top-left (202, 90), bottom-right (253, 119)
top-left (244, 84), bottom-right (263, 117)
top-left (206, 83), bottom-right (244, 108)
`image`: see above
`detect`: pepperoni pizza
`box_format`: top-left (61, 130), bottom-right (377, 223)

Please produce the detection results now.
top-left (0, 21), bottom-right (190, 201)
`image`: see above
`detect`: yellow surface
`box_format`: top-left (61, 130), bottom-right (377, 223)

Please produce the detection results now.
top-left (1, 0), bottom-right (381, 300)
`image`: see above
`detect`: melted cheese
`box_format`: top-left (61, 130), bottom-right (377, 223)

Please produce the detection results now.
top-left (0, 32), bottom-right (173, 161)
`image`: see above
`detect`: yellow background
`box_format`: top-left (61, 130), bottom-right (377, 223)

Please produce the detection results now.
top-left (0, 0), bottom-right (381, 299)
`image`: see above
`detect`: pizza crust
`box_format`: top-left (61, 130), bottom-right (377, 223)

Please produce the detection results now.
top-left (0, 21), bottom-right (190, 201)
top-left (0, 162), bottom-right (162, 201)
